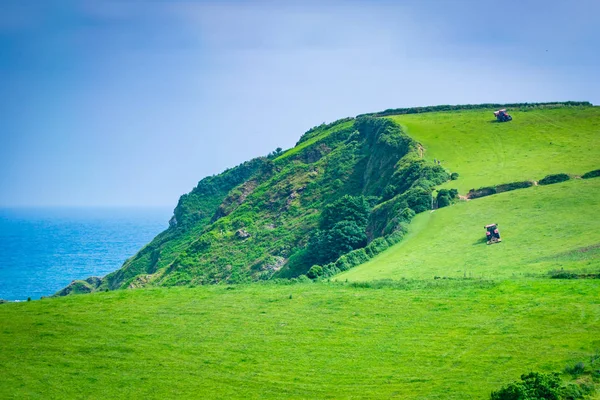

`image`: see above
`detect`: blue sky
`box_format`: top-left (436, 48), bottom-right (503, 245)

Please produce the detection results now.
top-left (1, 0), bottom-right (598, 207)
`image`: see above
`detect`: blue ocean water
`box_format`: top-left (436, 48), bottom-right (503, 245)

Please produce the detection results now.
top-left (0, 207), bottom-right (171, 301)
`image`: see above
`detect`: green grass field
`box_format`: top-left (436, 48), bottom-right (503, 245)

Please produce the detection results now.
top-left (340, 178), bottom-right (600, 281)
top-left (1, 280), bottom-right (599, 399)
top-left (389, 107), bottom-right (600, 192)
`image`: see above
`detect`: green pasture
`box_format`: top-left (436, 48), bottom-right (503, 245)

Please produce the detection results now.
top-left (1, 280), bottom-right (599, 399)
top-left (340, 178), bottom-right (600, 281)
top-left (388, 106), bottom-right (600, 193)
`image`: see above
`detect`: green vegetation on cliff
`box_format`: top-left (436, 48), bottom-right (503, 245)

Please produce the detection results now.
top-left (92, 116), bottom-right (448, 291)
top-left (50, 102), bottom-right (599, 295)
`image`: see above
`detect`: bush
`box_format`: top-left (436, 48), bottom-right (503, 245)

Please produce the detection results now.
top-left (335, 255), bottom-right (351, 271)
top-left (437, 195), bottom-right (451, 208)
top-left (490, 372), bottom-right (562, 400)
top-left (450, 172), bottom-right (459, 180)
top-left (307, 265), bottom-right (323, 279)
top-left (436, 189), bottom-right (458, 209)
top-left (582, 169), bottom-right (600, 179)
top-left (496, 181), bottom-right (534, 193)
top-left (344, 248), bottom-right (370, 267)
top-left (308, 220), bottom-right (368, 265)
top-left (400, 207), bottom-right (416, 221)
top-left (365, 237), bottom-right (390, 258)
top-left (295, 275), bottom-right (312, 283)
top-left (560, 384), bottom-right (585, 400)
top-left (565, 362), bottom-right (586, 377)
top-left (386, 228), bottom-right (407, 245)
top-left (549, 270), bottom-right (579, 279)
top-left (321, 263), bottom-right (341, 278)
top-left (404, 186), bottom-right (432, 213)
top-left (383, 184), bottom-right (397, 201)
top-left (468, 186), bottom-right (497, 199)
top-left (539, 173), bottom-right (570, 185)
top-left (320, 195), bottom-right (371, 230)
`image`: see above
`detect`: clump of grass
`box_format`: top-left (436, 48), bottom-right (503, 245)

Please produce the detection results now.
top-left (565, 361), bottom-right (586, 377)
top-left (549, 269), bottom-right (579, 279)
top-left (344, 278), bottom-right (496, 291)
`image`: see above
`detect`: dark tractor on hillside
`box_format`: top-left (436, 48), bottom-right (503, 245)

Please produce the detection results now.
top-left (494, 109), bottom-right (512, 122)
top-left (485, 223), bottom-right (502, 244)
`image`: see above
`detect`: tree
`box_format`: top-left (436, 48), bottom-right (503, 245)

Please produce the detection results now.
top-left (307, 265), bottom-right (323, 279)
top-left (308, 221), bottom-right (368, 265)
top-left (319, 195), bottom-right (370, 230)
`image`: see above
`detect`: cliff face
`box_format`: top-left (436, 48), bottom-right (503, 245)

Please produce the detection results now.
top-left (58, 116), bottom-right (448, 294)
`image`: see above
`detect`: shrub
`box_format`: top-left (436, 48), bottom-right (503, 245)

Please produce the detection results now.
top-left (344, 248), bottom-right (370, 267)
top-left (400, 207), bottom-right (416, 221)
top-left (565, 362), bottom-right (586, 377)
top-left (436, 189), bottom-right (458, 208)
top-left (320, 195), bottom-right (371, 230)
top-left (549, 270), bottom-right (578, 279)
top-left (437, 195), bottom-right (450, 208)
top-left (582, 169), bottom-right (600, 179)
top-left (308, 220), bottom-right (368, 265)
top-left (490, 372), bottom-right (562, 400)
top-left (539, 173), bottom-right (570, 185)
top-left (335, 255), bottom-right (351, 271)
top-left (496, 181), bottom-right (533, 193)
top-left (321, 263), bottom-right (340, 278)
top-left (404, 186), bottom-right (432, 213)
top-left (383, 184), bottom-right (397, 200)
top-left (307, 265), bottom-right (323, 279)
top-left (386, 228), bottom-right (406, 245)
top-left (468, 186), bottom-right (497, 199)
top-left (365, 237), bottom-right (390, 258)
top-left (560, 383), bottom-right (585, 400)
top-left (450, 172), bottom-right (459, 180)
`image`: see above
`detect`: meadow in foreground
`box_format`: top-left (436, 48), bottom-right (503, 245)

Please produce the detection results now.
top-left (1, 280), bottom-right (599, 399)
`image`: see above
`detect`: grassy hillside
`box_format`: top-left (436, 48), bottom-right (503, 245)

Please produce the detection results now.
top-left (57, 103), bottom-right (599, 294)
top-left (60, 116), bottom-right (449, 293)
top-left (388, 106), bottom-right (600, 192)
top-left (339, 178), bottom-right (600, 281)
top-left (3, 103), bottom-right (599, 399)
top-left (2, 281), bottom-right (599, 399)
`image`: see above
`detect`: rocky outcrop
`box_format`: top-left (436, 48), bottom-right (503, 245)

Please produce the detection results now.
top-left (235, 229), bottom-right (251, 239)
top-left (55, 277), bottom-right (103, 297)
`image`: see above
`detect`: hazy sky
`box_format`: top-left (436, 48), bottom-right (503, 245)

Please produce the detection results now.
top-left (1, 0), bottom-right (598, 207)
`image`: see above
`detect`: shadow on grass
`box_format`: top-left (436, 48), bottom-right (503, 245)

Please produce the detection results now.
top-left (472, 237), bottom-right (489, 246)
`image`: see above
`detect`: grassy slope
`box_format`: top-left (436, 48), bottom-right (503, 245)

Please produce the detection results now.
top-left (2, 106), bottom-right (600, 399)
top-left (339, 178), bottom-right (600, 281)
top-left (1, 280), bottom-right (599, 399)
top-left (389, 107), bottom-right (600, 192)
top-left (274, 120), bottom-right (354, 162)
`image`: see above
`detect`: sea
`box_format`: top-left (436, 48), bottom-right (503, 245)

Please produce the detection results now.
top-left (0, 207), bottom-right (171, 301)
